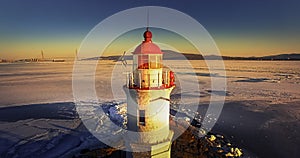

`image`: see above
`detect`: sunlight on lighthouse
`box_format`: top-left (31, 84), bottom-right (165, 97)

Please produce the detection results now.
top-left (123, 28), bottom-right (175, 158)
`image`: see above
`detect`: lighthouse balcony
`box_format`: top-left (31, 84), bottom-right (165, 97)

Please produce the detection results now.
top-left (126, 69), bottom-right (175, 90)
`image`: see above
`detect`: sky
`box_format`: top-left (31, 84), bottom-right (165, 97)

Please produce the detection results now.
top-left (102, 28), bottom-right (198, 58)
top-left (0, 0), bottom-right (300, 59)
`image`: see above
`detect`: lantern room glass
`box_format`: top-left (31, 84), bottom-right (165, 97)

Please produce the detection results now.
top-left (133, 54), bottom-right (162, 70)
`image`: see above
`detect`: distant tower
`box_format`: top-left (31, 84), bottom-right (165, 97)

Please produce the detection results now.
top-left (75, 49), bottom-right (79, 61)
top-left (124, 28), bottom-right (175, 158)
top-left (41, 50), bottom-right (44, 60)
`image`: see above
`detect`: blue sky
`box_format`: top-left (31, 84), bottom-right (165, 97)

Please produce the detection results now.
top-left (0, 0), bottom-right (299, 58)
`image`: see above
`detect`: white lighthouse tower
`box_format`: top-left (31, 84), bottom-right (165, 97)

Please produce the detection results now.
top-left (123, 28), bottom-right (175, 158)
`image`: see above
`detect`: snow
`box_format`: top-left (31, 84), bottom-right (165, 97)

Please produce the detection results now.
top-left (0, 60), bottom-right (299, 157)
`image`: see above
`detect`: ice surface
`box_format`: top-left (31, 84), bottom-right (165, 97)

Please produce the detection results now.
top-left (0, 60), bottom-right (299, 106)
top-left (0, 60), bottom-right (299, 157)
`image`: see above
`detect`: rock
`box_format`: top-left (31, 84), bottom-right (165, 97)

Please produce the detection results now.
top-left (208, 135), bottom-right (216, 142)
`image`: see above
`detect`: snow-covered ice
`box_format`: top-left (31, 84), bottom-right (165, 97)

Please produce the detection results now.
top-left (0, 60), bottom-right (299, 157)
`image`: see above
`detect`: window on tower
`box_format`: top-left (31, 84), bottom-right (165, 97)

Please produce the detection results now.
top-left (139, 110), bottom-right (145, 126)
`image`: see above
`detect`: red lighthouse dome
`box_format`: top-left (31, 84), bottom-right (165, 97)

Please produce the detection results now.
top-left (132, 28), bottom-right (163, 55)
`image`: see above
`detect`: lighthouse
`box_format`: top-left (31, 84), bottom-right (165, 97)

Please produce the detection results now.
top-left (123, 28), bottom-right (175, 158)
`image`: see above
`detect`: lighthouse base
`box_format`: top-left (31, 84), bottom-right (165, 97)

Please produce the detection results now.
top-left (126, 130), bottom-right (174, 158)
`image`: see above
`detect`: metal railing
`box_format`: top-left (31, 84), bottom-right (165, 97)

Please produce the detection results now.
top-left (126, 69), bottom-right (173, 89)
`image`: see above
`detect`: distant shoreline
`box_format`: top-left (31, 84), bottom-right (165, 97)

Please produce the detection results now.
top-left (1, 52), bottom-right (300, 63)
top-left (81, 51), bottom-right (300, 61)
top-left (82, 56), bottom-right (300, 61)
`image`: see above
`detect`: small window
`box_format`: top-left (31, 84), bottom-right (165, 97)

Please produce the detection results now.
top-left (139, 110), bottom-right (145, 125)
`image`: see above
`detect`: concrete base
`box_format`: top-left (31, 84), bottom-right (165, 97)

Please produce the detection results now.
top-left (126, 130), bottom-right (174, 158)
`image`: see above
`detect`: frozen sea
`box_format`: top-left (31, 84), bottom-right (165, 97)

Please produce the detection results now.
top-left (0, 60), bottom-right (299, 157)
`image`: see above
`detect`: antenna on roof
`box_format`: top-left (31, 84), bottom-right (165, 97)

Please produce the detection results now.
top-left (147, 8), bottom-right (149, 30)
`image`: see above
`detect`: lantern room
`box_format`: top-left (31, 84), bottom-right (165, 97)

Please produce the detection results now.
top-left (126, 28), bottom-right (175, 89)
top-left (132, 28), bottom-right (163, 70)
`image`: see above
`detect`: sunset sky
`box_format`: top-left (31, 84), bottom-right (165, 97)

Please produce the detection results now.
top-left (0, 0), bottom-right (299, 59)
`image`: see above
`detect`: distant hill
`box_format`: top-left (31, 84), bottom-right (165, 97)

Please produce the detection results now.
top-left (163, 50), bottom-right (300, 60)
top-left (258, 54), bottom-right (300, 60)
top-left (82, 50), bottom-right (300, 61)
top-left (82, 55), bottom-right (131, 61)
top-left (163, 50), bottom-right (204, 60)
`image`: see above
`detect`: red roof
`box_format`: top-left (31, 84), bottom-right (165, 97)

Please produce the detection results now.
top-left (132, 28), bottom-right (163, 55)
top-left (132, 42), bottom-right (163, 55)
